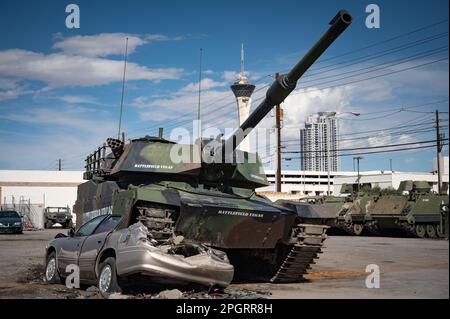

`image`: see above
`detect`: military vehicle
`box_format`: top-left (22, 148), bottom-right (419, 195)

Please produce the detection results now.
top-left (365, 181), bottom-right (449, 238)
top-left (335, 191), bottom-right (376, 235)
top-left (285, 184), bottom-right (354, 232)
top-left (44, 206), bottom-right (73, 229)
top-left (73, 10), bottom-right (352, 282)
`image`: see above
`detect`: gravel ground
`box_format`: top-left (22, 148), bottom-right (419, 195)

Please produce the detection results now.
top-left (0, 229), bottom-right (448, 299)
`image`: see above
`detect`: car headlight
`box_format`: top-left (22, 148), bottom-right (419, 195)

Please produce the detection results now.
top-left (14, 221), bottom-right (21, 226)
top-left (0, 222), bottom-right (3, 226)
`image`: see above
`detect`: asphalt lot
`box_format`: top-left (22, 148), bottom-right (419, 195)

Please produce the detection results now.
top-left (0, 229), bottom-right (448, 299)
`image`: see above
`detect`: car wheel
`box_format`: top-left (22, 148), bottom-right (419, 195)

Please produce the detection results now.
top-left (45, 252), bottom-right (61, 284)
top-left (98, 257), bottom-right (121, 296)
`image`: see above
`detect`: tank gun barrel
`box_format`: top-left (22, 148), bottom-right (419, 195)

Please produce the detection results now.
top-left (223, 10), bottom-right (352, 154)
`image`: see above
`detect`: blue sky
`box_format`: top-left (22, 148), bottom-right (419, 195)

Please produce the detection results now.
top-left (0, 0), bottom-right (448, 172)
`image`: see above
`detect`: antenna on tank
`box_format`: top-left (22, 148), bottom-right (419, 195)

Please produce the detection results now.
top-left (197, 48), bottom-right (203, 141)
top-left (118, 37), bottom-right (129, 139)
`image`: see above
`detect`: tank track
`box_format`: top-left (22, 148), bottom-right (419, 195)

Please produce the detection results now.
top-left (365, 220), bottom-right (383, 236)
top-left (397, 221), bottom-right (445, 239)
top-left (270, 224), bottom-right (328, 283)
top-left (336, 221), bottom-right (365, 236)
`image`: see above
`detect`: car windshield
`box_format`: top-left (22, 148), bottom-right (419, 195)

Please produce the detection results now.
top-left (94, 216), bottom-right (122, 234)
top-left (0, 211), bottom-right (20, 218)
top-left (47, 208), bottom-right (69, 213)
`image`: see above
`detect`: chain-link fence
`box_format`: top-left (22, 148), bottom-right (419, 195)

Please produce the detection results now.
top-left (1, 196), bottom-right (45, 230)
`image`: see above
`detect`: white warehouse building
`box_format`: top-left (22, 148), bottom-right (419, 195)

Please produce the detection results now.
top-left (0, 170), bottom-right (84, 208)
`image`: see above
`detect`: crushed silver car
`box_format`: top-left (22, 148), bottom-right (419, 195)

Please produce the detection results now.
top-left (44, 214), bottom-right (234, 294)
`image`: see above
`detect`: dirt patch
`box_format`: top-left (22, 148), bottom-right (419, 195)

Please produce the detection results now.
top-left (16, 264), bottom-right (45, 284)
top-left (305, 271), bottom-right (366, 281)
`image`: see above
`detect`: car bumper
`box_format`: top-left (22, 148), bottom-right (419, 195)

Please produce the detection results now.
top-left (0, 226), bottom-right (23, 233)
top-left (116, 245), bottom-right (234, 287)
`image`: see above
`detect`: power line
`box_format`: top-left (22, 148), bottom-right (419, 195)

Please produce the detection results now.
top-left (300, 45), bottom-right (448, 85)
top-left (283, 143), bottom-right (448, 159)
top-left (128, 26), bottom-right (449, 137)
top-left (282, 138), bottom-right (448, 154)
top-left (289, 57), bottom-right (448, 96)
top-left (308, 19), bottom-right (448, 65)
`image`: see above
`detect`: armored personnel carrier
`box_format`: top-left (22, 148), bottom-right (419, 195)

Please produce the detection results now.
top-left (283, 184), bottom-right (354, 232)
top-left (73, 10), bottom-right (352, 282)
top-left (365, 181), bottom-right (449, 238)
top-left (335, 190), bottom-right (375, 236)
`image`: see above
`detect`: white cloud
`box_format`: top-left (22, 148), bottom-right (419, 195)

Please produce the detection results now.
top-left (0, 49), bottom-right (183, 88)
top-left (222, 71), bottom-right (238, 82)
top-left (53, 33), bottom-right (181, 58)
top-left (367, 132), bottom-right (392, 147)
top-left (203, 69), bottom-right (215, 76)
top-left (0, 78), bottom-right (17, 90)
top-left (0, 107), bottom-right (114, 134)
top-left (0, 86), bottom-right (35, 101)
top-left (57, 95), bottom-right (100, 105)
top-left (0, 106), bottom-right (120, 169)
top-left (180, 78), bottom-right (227, 93)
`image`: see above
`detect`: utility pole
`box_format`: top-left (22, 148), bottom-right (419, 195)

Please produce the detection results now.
top-left (275, 73), bottom-right (282, 192)
top-left (354, 156), bottom-right (363, 192)
top-left (435, 110), bottom-right (442, 194)
top-left (390, 158), bottom-right (393, 172)
top-left (327, 122), bottom-right (331, 196)
top-left (58, 159), bottom-right (62, 171)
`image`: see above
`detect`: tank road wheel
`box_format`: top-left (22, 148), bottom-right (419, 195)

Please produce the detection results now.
top-left (415, 224), bottom-right (427, 238)
top-left (352, 224), bottom-right (364, 236)
top-left (426, 225), bottom-right (437, 238)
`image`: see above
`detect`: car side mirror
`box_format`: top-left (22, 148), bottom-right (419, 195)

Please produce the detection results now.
top-left (68, 227), bottom-right (75, 237)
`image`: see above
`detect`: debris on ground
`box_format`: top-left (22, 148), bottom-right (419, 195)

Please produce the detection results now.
top-left (183, 287), bottom-right (271, 299)
top-left (15, 262), bottom-right (270, 299)
top-left (157, 289), bottom-right (183, 299)
top-left (16, 264), bottom-right (44, 284)
top-left (108, 292), bottom-right (130, 299)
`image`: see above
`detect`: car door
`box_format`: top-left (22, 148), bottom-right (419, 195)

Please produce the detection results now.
top-left (57, 215), bottom-right (107, 277)
top-left (78, 215), bottom-right (121, 281)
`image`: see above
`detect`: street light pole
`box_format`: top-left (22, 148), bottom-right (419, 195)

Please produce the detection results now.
top-left (326, 111), bottom-right (360, 196)
top-left (354, 156), bottom-right (363, 192)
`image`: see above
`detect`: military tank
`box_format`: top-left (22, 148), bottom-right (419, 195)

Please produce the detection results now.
top-left (365, 181), bottom-right (449, 238)
top-left (73, 10), bottom-right (353, 282)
